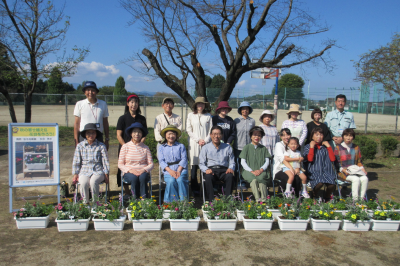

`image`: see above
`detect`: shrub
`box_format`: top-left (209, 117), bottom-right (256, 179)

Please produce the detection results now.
top-left (353, 135), bottom-right (377, 160)
top-left (380, 136), bottom-right (399, 157)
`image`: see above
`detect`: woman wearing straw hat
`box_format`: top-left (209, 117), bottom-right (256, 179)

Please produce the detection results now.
top-left (281, 104), bottom-right (307, 146)
top-left (258, 110), bottom-right (280, 157)
top-left (186, 97), bottom-right (212, 196)
top-left (212, 101), bottom-right (236, 145)
top-left (158, 125), bottom-right (188, 202)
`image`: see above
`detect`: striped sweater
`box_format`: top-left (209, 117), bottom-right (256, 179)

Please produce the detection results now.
top-left (118, 141), bottom-right (154, 175)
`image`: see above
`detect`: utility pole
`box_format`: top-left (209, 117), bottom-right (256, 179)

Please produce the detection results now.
top-left (307, 80), bottom-right (310, 110)
top-left (273, 69), bottom-right (279, 126)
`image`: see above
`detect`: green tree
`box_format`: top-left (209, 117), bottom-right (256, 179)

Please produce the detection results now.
top-left (114, 76), bottom-right (128, 103)
top-left (354, 32), bottom-right (400, 95)
top-left (208, 74), bottom-right (226, 102)
top-left (271, 73), bottom-right (305, 100)
top-left (36, 79), bottom-right (47, 93)
top-left (205, 75), bottom-right (212, 88)
top-left (98, 86), bottom-right (115, 95)
top-left (46, 68), bottom-right (64, 103)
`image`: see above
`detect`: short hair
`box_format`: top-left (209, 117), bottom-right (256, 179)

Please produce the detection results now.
top-left (342, 128), bottom-right (356, 139)
top-left (193, 102), bottom-right (207, 114)
top-left (210, 125), bottom-right (223, 135)
top-left (310, 127), bottom-right (324, 140)
top-left (124, 96), bottom-right (142, 115)
top-left (249, 126), bottom-right (265, 138)
top-left (286, 137), bottom-right (300, 151)
top-left (280, 128), bottom-right (291, 136)
top-left (336, 94), bottom-right (347, 102)
top-left (311, 108), bottom-right (322, 120)
top-left (163, 99), bottom-right (174, 105)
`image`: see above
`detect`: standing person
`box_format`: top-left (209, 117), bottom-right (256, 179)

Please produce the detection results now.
top-left (186, 97), bottom-right (212, 196)
top-left (281, 104), bottom-right (307, 146)
top-left (199, 126), bottom-right (235, 202)
top-left (154, 97), bottom-right (182, 143)
top-left (73, 81), bottom-right (110, 149)
top-left (259, 110), bottom-right (280, 157)
top-left (239, 126), bottom-right (271, 202)
top-left (305, 108), bottom-right (331, 146)
top-left (324, 94), bottom-right (356, 147)
top-left (116, 94), bottom-right (147, 192)
top-left (212, 101), bottom-right (236, 145)
top-left (72, 123), bottom-right (109, 204)
top-left (234, 102), bottom-right (255, 189)
top-left (158, 125), bottom-right (188, 202)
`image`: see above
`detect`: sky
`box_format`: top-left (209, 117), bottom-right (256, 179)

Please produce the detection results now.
top-left (59, 0), bottom-right (400, 100)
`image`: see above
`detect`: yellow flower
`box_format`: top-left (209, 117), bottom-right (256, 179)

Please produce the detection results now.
top-left (330, 211), bottom-right (333, 214)
top-left (329, 204), bottom-right (333, 208)
top-left (152, 195), bottom-right (155, 198)
top-left (369, 199), bottom-right (372, 201)
top-left (140, 196), bottom-right (142, 199)
top-left (324, 213), bottom-right (329, 217)
top-left (351, 214), bottom-right (357, 219)
top-left (132, 206), bottom-right (136, 210)
top-left (318, 211), bottom-right (323, 215)
top-left (131, 213), bottom-right (135, 218)
top-left (153, 200), bottom-right (156, 202)
top-left (248, 205), bottom-right (251, 208)
top-left (374, 211), bottom-right (379, 215)
top-left (380, 212), bottom-right (386, 217)
top-left (267, 212), bottom-right (272, 217)
top-left (261, 212), bottom-right (266, 216)
top-left (257, 206), bottom-right (261, 209)
top-left (42, 203), bottom-right (45, 205)
top-left (262, 203), bottom-right (266, 205)
top-left (391, 196), bottom-right (395, 200)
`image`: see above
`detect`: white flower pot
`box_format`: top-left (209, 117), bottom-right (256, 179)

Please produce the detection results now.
top-left (15, 215), bottom-right (50, 229)
top-left (236, 210), bottom-right (245, 221)
top-left (163, 210), bottom-right (175, 220)
top-left (334, 210), bottom-right (348, 216)
top-left (341, 220), bottom-right (371, 231)
top-left (371, 219), bottom-right (400, 231)
top-left (55, 218), bottom-right (91, 232)
top-left (242, 217), bottom-right (273, 231)
top-left (267, 209), bottom-right (282, 221)
top-left (202, 210), bottom-right (209, 221)
top-left (169, 217), bottom-right (200, 231)
top-left (93, 216), bottom-right (126, 231)
top-left (26, 163), bottom-right (47, 170)
top-left (132, 219), bottom-right (163, 231)
top-left (277, 216), bottom-right (309, 231)
top-left (207, 218), bottom-right (237, 231)
top-left (126, 209), bottom-right (132, 221)
top-left (310, 218), bottom-right (342, 231)
top-left (394, 209), bottom-right (400, 213)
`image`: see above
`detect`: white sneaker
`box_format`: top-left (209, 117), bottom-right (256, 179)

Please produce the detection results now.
top-left (301, 191), bottom-right (310, 198)
top-left (306, 182), bottom-right (311, 188)
top-left (284, 192), bottom-right (292, 198)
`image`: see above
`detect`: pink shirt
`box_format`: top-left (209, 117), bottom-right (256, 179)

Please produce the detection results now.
top-left (118, 141), bottom-right (154, 175)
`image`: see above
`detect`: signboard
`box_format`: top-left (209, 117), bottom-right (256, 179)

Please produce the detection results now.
top-left (250, 58), bottom-right (282, 79)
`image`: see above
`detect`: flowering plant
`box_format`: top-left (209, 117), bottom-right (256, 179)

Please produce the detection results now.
top-left (380, 197), bottom-right (400, 210)
top-left (243, 200), bottom-right (273, 220)
top-left (264, 195), bottom-right (283, 209)
top-left (169, 200), bottom-right (199, 220)
top-left (372, 210), bottom-right (400, 221)
top-left (129, 198), bottom-right (163, 220)
top-left (330, 196), bottom-right (354, 210)
top-left (343, 204), bottom-right (370, 223)
top-left (25, 154), bottom-right (47, 164)
top-left (93, 196), bottom-right (124, 221)
top-left (310, 202), bottom-right (343, 221)
top-left (202, 194), bottom-right (236, 219)
top-left (279, 196), bottom-right (310, 220)
top-left (13, 199), bottom-right (53, 219)
top-left (55, 199), bottom-right (91, 221)
top-left (161, 199), bottom-right (179, 211)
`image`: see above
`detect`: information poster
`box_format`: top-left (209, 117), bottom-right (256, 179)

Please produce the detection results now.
top-left (9, 123), bottom-right (60, 187)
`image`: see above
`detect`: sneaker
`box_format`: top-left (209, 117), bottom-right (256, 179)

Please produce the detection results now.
top-left (306, 182), bottom-right (311, 188)
top-left (301, 191), bottom-right (310, 198)
top-left (284, 192), bottom-right (292, 198)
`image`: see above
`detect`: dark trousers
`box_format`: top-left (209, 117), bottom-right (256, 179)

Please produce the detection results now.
top-left (313, 183), bottom-right (336, 202)
top-left (233, 149), bottom-right (243, 186)
top-left (123, 172), bottom-right (149, 198)
top-left (79, 132), bottom-right (104, 143)
top-left (204, 167), bottom-right (233, 202)
top-left (274, 171), bottom-right (302, 195)
top-left (191, 165), bottom-right (200, 192)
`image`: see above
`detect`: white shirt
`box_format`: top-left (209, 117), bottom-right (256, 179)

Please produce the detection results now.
top-left (273, 141), bottom-right (286, 179)
top-left (154, 112), bottom-right (182, 142)
top-left (282, 149), bottom-right (301, 169)
top-left (73, 98), bottom-right (109, 132)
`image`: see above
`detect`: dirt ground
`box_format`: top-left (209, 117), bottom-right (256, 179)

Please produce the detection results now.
top-left (0, 146), bottom-right (400, 265)
top-left (1, 105), bottom-right (398, 133)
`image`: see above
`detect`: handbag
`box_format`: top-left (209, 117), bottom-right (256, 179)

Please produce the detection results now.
top-left (346, 165), bottom-right (365, 176)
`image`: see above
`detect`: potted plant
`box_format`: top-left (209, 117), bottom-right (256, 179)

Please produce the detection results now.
top-left (25, 154), bottom-right (48, 170)
top-left (277, 197), bottom-right (311, 231)
top-left (169, 200), bottom-right (200, 231)
top-left (92, 196), bottom-right (126, 231)
top-left (55, 199), bottom-right (91, 232)
top-left (242, 200), bottom-right (274, 231)
top-left (131, 198), bottom-right (163, 231)
top-left (161, 200), bottom-right (179, 220)
top-left (330, 196), bottom-right (351, 215)
top-left (202, 194), bottom-right (236, 221)
top-left (25, 145), bottom-right (34, 152)
top-left (381, 197), bottom-right (400, 213)
top-left (265, 195), bottom-right (284, 221)
top-left (234, 195), bottom-right (246, 221)
top-left (342, 204), bottom-right (371, 231)
top-left (310, 202), bottom-right (343, 231)
top-left (13, 199), bottom-right (54, 229)
top-left (205, 195), bottom-right (237, 231)
top-left (370, 209), bottom-right (400, 231)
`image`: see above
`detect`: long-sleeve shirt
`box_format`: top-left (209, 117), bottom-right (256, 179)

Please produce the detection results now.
top-left (272, 141), bottom-right (286, 178)
top-left (118, 141), bottom-right (154, 175)
top-left (72, 139), bottom-right (109, 176)
top-left (199, 142), bottom-right (235, 173)
top-left (212, 115), bottom-right (236, 144)
top-left (158, 142), bottom-right (188, 174)
top-left (234, 116), bottom-right (255, 150)
top-left (154, 112), bottom-right (182, 142)
top-left (324, 109), bottom-right (356, 137)
top-left (259, 124), bottom-right (280, 156)
top-left (241, 158), bottom-right (269, 171)
top-left (281, 119), bottom-right (307, 145)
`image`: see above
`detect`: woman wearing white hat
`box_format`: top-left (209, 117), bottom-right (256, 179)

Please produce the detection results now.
top-left (281, 104), bottom-right (307, 146)
top-left (258, 110), bottom-right (280, 157)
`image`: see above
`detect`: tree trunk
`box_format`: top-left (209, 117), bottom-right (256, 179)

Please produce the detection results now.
top-left (0, 88), bottom-right (17, 122)
top-left (24, 91), bottom-right (32, 123)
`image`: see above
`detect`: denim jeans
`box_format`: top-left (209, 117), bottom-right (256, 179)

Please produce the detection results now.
top-left (163, 169), bottom-right (188, 202)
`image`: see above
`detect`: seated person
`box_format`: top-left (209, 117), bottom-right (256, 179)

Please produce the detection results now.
top-left (334, 128), bottom-right (368, 200)
top-left (239, 126), bottom-right (271, 202)
top-left (199, 126), bottom-right (235, 202)
top-left (158, 125), bottom-right (188, 202)
top-left (118, 122), bottom-right (153, 198)
top-left (72, 123), bottom-right (109, 203)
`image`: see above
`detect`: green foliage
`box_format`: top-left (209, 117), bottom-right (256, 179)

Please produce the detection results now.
top-left (344, 204), bottom-right (370, 223)
top-left (202, 194), bottom-right (236, 219)
top-left (279, 203), bottom-right (310, 220)
top-left (207, 74), bottom-right (226, 102)
top-left (353, 135), bottom-right (378, 160)
top-left (55, 200), bottom-right (91, 220)
top-left (371, 210), bottom-right (400, 220)
top-left (36, 79), bottom-right (48, 93)
top-left (264, 195), bottom-right (283, 209)
top-left (380, 136), bottom-right (399, 157)
top-left (13, 200), bottom-right (54, 219)
top-left (93, 200), bottom-right (124, 221)
top-left (205, 75), bottom-right (212, 88)
top-left (310, 202), bottom-right (343, 221)
top-left (270, 73), bottom-right (305, 100)
top-left (169, 200), bottom-right (199, 220)
top-left (114, 76), bottom-right (128, 95)
top-left (129, 198), bottom-right (163, 220)
top-left (98, 86), bottom-right (115, 95)
top-left (243, 200), bottom-right (273, 219)
top-left (46, 68), bottom-right (64, 103)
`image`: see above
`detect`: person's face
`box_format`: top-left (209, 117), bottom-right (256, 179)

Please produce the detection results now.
top-left (241, 107), bottom-right (250, 117)
top-left (128, 98), bottom-right (139, 112)
top-left (280, 131), bottom-right (291, 144)
top-left (211, 129), bottom-right (222, 144)
top-left (251, 131), bottom-right (262, 145)
top-left (163, 101), bottom-right (174, 113)
top-left (263, 115), bottom-right (272, 125)
top-left (335, 98), bottom-right (346, 110)
top-left (131, 128), bottom-right (143, 142)
top-left (165, 131), bottom-right (177, 143)
top-left (313, 112), bottom-right (322, 122)
top-left (289, 112), bottom-right (299, 119)
top-left (312, 131), bottom-right (323, 143)
top-left (196, 103), bottom-right (205, 113)
top-left (343, 134), bottom-right (354, 144)
top-left (85, 129), bottom-right (97, 142)
top-left (84, 87), bottom-right (97, 99)
top-left (219, 108), bottom-right (230, 116)
top-left (288, 139), bottom-right (298, 152)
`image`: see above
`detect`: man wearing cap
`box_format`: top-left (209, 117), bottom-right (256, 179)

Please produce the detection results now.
top-left (154, 97), bottom-right (182, 143)
top-left (199, 125), bottom-right (235, 202)
top-left (74, 81), bottom-right (110, 149)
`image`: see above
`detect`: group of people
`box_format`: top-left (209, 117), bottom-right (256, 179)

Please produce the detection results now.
top-left (71, 81), bottom-right (368, 204)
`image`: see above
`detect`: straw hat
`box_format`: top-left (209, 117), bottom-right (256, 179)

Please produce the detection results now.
top-left (161, 125), bottom-right (182, 139)
top-left (193, 97), bottom-right (210, 109)
top-left (259, 110), bottom-right (275, 123)
top-left (286, 104), bottom-right (302, 115)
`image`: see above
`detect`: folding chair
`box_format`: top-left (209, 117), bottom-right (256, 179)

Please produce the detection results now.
top-left (75, 181), bottom-right (108, 203)
top-left (159, 164), bottom-right (190, 205)
top-left (236, 157), bottom-right (244, 202)
top-left (121, 172), bottom-right (152, 201)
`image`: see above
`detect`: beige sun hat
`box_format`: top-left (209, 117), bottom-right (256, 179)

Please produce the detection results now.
top-left (193, 96), bottom-right (210, 109)
top-left (286, 104), bottom-right (302, 115)
top-left (259, 110), bottom-right (275, 123)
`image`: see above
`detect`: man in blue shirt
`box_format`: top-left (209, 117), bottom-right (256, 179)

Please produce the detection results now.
top-left (199, 126), bottom-right (235, 202)
top-left (325, 94), bottom-right (356, 146)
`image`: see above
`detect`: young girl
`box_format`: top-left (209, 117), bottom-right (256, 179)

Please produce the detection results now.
top-left (282, 137), bottom-right (309, 198)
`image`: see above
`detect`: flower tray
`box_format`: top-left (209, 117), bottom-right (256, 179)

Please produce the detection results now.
top-left (341, 220), bottom-right (371, 231)
top-left (277, 216), bottom-right (309, 231)
top-left (310, 218), bottom-right (342, 231)
top-left (55, 218), bottom-right (91, 232)
top-left (371, 219), bottom-right (400, 231)
top-left (267, 209), bottom-right (282, 221)
top-left (236, 209), bottom-right (245, 221)
top-left (132, 219), bottom-right (163, 231)
top-left (242, 217), bottom-right (273, 231)
top-left (26, 163), bottom-right (47, 170)
top-left (169, 217), bottom-right (200, 231)
top-left (207, 218), bottom-right (237, 231)
top-left (93, 216), bottom-right (126, 231)
top-left (202, 210), bottom-right (209, 221)
top-left (163, 210), bottom-right (175, 220)
top-left (15, 215), bottom-right (50, 229)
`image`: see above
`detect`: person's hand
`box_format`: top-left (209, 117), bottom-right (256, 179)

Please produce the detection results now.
top-left (199, 139), bottom-right (205, 146)
top-left (310, 141), bottom-right (316, 148)
top-left (251, 170), bottom-right (258, 176)
top-left (73, 174), bottom-right (79, 184)
top-left (294, 168), bottom-right (300, 175)
top-left (333, 137), bottom-right (342, 145)
top-left (205, 169), bottom-right (213, 175)
top-left (322, 141), bottom-right (330, 148)
top-left (226, 168), bottom-right (234, 174)
top-left (104, 174), bottom-right (109, 184)
top-left (342, 167), bottom-right (349, 176)
top-left (175, 171), bottom-right (181, 179)
top-left (299, 157), bottom-right (304, 162)
top-left (166, 168), bottom-right (176, 177)
top-left (362, 168), bottom-right (368, 175)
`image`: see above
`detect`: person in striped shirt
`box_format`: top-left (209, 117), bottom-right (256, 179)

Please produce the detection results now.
top-left (118, 122), bottom-right (154, 198)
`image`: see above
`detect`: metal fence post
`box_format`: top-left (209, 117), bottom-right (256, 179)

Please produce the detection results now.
top-left (65, 94), bottom-right (68, 127)
top-left (395, 102), bottom-right (399, 134)
top-left (365, 102), bottom-right (369, 134)
top-left (143, 96), bottom-right (147, 118)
